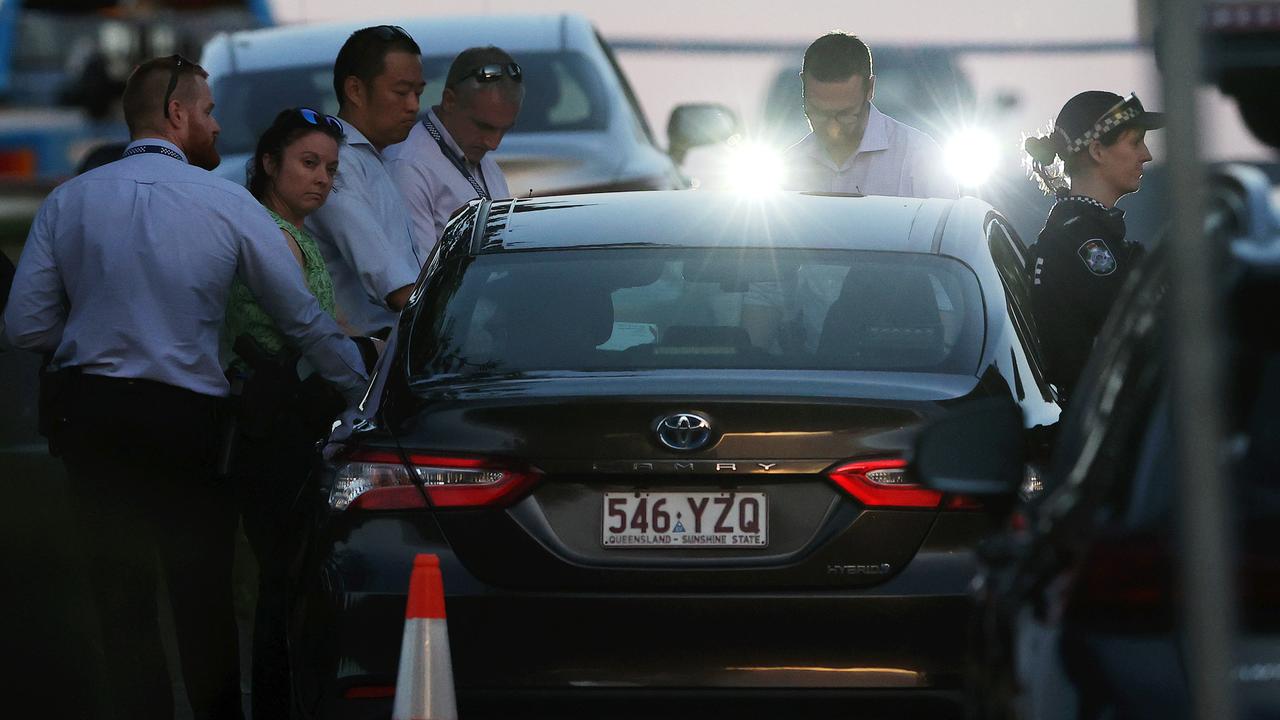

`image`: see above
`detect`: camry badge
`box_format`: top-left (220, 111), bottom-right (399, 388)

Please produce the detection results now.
top-left (655, 412), bottom-right (713, 451)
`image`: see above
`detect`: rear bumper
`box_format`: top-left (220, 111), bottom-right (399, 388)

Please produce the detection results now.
top-left (290, 504), bottom-right (983, 717)
top-left (334, 688), bottom-right (965, 720)
top-left (302, 589), bottom-right (969, 719)
top-left (335, 589), bottom-right (970, 687)
top-left (290, 510), bottom-right (982, 717)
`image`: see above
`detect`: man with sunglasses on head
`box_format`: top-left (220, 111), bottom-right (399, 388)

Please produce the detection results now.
top-left (783, 32), bottom-right (955, 199)
top-left (387, 46), bottom-right (523, 251)
top-left (3, 55), bottom-right (368, 720)
top-left (308, 25), bottom-right (426, 337)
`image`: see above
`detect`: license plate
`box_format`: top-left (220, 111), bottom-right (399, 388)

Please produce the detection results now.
top-left (602, 491), bottom-right (768, 548)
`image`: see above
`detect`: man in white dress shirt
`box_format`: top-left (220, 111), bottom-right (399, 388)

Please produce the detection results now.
top-left (745, 34), bottom-right (958, 353)
top-left (388, 46), bottom-right (523, 253)
top-left (782, 32), bottom-right (956, 200)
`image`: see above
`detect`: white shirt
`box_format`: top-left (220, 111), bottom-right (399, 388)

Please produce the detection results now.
top-left (783, 104), bottom-right (957, 200)
top-left (307, 121), bottom-right (422, 336)
top-left (385, 107), bottom-right (511, 255)
top-left (3, 139), bottom-right (367, 398)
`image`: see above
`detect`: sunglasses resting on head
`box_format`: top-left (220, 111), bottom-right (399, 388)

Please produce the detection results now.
top-left (452, 62), bottom-right (523, 88)
top-left (297, 107), bottom-right (343, 133)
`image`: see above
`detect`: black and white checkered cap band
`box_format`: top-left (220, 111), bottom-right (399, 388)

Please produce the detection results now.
top-left (1063, 97), bottom-right (1142, 155)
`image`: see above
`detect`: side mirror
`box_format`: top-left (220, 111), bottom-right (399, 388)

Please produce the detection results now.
top-left (913, 398), bottom-right (1025, 496)
top-left (667, 103), bottom-right (741, 165)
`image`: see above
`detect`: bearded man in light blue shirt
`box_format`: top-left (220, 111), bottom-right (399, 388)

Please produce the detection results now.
top-left (3, 55), bottom-right (367, 720)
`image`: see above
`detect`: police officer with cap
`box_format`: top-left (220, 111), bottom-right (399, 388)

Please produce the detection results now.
top-left (1023, 90), bottom-right (1165, 403)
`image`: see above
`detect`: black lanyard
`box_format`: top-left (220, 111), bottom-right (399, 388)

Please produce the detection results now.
top-left (122, 144), bottom-right (186, 162)
top-left (421, 116), bottom-right (489, 200)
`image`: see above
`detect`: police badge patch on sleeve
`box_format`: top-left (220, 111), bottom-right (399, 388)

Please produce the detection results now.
top-left (1077, 239), bottom-right (1117, 276)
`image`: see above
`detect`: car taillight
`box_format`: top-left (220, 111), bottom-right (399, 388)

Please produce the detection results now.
top-left (343, 685), bottom-right (396, 699)
top-left (1066, 533), bottom-right (1174, 629)
top-left (827, 459), bottom-right (945, 508)
top-left (1068, 531), bottom-right (1278, 630)
top-left (0, 148), bottom-right (36, 178)
top-left (330, 449), bottom-right (540, 511)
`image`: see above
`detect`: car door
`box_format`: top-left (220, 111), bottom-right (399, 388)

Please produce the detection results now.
top-left (985, 214), bottom-right (1060, 450)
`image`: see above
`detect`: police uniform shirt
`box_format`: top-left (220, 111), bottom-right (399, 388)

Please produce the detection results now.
top-left (2, 138), bottom-right (368, 398)
top-left (385, 106), bottom-right (511, 256)
top-left (782, 103), bottom-right (958, 199)
top-left (1026, 196), bottom-right (1142, 401)
top-left (307, 120), bottom-right (422, 336)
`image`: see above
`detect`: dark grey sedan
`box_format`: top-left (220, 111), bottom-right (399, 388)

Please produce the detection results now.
top-left (293, 190), bottom-right (1060, 719)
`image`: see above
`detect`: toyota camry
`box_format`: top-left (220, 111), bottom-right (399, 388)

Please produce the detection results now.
top-left (292, 190), bottom-right (1061, 718)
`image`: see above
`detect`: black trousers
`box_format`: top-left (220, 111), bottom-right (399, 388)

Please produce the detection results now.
top-left (230, 368), bottom-right (342, 720)
top-left (233, 410), bottom-right (317, 720)
top-left (58, 374), bottom-right (242, 720)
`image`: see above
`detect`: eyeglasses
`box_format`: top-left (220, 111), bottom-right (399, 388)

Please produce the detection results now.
top-left (162, 54), bottom-right (193, 119)
top-left (457, 62), bottom-right (523, 87)
top-left (297, 107), bottom-right (343, 133)
top-left (803, 102), bottom-right (864, 129)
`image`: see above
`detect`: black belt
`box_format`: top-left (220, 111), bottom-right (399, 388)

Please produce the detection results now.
top-left (73, 372), bottom-right (220, 406)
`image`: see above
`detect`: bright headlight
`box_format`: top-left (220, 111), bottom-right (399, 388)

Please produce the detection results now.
top-left (944, 128), bottom-right (1000, 188)
top-left (723, 141), bottom-right (786, 195)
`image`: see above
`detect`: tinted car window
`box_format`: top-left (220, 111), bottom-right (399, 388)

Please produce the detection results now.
top-left (409, 248), bottom-right (984, 376)
top-left (211, 51), bottom-right (609, 156)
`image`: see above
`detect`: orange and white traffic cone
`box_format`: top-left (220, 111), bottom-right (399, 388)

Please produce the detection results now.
top-left (391, 554), bottom-right (458, 720)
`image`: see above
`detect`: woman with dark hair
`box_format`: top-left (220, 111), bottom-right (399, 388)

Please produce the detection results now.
top-left (224, 106), bottom-right (345, 719)
top-left (1022, 91), bottom-right (1164, 403)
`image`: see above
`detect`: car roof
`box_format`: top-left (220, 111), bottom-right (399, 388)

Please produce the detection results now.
top-left (206, 14), bottom-right (589, 74)
top-left (476, 191), bottom-right (980, 253)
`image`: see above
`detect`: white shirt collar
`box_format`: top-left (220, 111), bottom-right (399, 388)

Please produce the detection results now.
top-left (336, 119), bottom-right (379, 155)
top-left (801, 103), bottom-right (891, 169)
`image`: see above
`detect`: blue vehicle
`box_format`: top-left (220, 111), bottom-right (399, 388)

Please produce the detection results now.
top-left (0, 0), bottom-right (271, 187)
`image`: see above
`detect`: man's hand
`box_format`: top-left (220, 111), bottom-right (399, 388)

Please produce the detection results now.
top-left (386, 283), bottom-right (414, 311)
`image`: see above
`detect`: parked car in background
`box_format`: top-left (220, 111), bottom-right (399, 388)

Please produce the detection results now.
top-left (199, 14), bottom-right (692, 196)
top-left (912, 163), bottom-right (1280, 720)
top-left (291, 190), bottom-right (1060, 718)
top-left (0, 0), bottom-right (271, 188)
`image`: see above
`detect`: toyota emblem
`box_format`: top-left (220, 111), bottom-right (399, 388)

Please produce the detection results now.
top-left (655, 412), bottom-right (713, 451)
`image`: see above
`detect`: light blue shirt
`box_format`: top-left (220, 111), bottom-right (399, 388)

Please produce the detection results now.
top-left (307, 121), bottom-right (422, 336)
top-left (2, 138), bottom-right (367, 398)
top-left (386, 107), bottom-right (511, 255)
top-left (783, 104), bottom-right (958, 200)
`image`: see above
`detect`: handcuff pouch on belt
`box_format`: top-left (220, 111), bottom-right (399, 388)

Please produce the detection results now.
top-left (37, 361), bottom-right (80, 456)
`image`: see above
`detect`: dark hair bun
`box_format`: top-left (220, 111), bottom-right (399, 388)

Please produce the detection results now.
top-left (1024, 135), bottom-right (1059, 165)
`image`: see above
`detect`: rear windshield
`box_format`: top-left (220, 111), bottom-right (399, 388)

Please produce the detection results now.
top-left (210, 51), bottom-right (609, 156)
top-left (408, 248), bottom-right (985, 377)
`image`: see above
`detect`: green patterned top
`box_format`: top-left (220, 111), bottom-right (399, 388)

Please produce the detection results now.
top-left (225, 209), bottom-right (337, 363)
